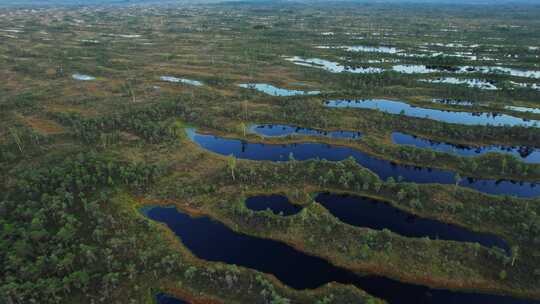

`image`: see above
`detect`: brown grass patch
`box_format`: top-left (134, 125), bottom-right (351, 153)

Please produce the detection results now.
top-left (19, 115), bottom-right (65, 134)
top-left (45, 104), bottom-right (98, 117)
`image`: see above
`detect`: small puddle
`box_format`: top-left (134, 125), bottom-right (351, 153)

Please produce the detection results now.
top-left (245, 195), bottom-right (302, 216)
top-left (72, 73), bottom-right (96, 81)
top-left (509, 82), bottom-right (540, 91)
top-left (0, 29), bottom-right (23, 33)
top-left (325, 99), bottom-right (540, 128)
top-left (105, 33), bottom-right (142, 38)
top-left (250, 124), bottom-right (362, 139)
top-left (238, 83), bottom-right (319, 96)
top-left (144, 206), bottom-right (537, 304)
top-left (160, 76), bottom-right (203, 86)
top-left (315, 193), bottom-right (510, 254)
top-left (80, 39), bottom-right (100, 44)
top-left (392, 132), bottom-right (540, 164)
top-left (156, 293), bottom-right (188, 304)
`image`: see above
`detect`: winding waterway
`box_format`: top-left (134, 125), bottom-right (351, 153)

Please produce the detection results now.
top-left (187, 129), bottom-right (540, 198)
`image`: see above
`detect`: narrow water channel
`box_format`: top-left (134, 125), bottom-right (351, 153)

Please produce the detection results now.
top-left (392, 132), bottom-right (540, 164)
top-left (315, 193), bottom-right (510, 254)
top-left (186, 129), bottom-right (540, 198)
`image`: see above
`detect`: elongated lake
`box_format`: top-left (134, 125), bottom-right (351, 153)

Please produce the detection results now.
top-left (315, 193), bottom-right (510, 253)
top-left (420, 78), bottom-right (498, 90)
top-left (285, 56), bottom-right (384, 74)
top-left (325, 99), bottom-right (540, 128)
top-left (160, 76), bottom-right (203, 86)
top-left (239, 83), bottom-right (320, 96)
top-left (505, 106), bottom-right (540, 114)
top-left (144, 206), bottom-right (537, 304)
top-left (186, 129), bottom-right (540, 198)
top-left (392, 132), bottom-right (540, 164)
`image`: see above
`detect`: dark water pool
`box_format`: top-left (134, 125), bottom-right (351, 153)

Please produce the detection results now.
top-left (144, 206), bottom-right (538, 304)
top-left (186, 129), bottom-right (540, 198)
top-left (156, 293), bottom-right (188, 304)
top-left (250, 124), bottom-right (362, 139)
top-left (315, 193), bottom-right (510, 254)
top-left (392, 132), bottom-right (540, 164)
top-left (245, 195), bottom-right (302, 216)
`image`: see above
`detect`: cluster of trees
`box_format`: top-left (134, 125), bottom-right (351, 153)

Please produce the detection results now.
top-left (0, 152), bottom-right (166, 303)
top-left (0, 91), bottom-right (42, 112)
top-left (50, 101), bottom-right (184, 144)
top-left (50, 98), bottom-right (232, 145)
top-left (0, 126), bottom-right (49, 164)
top-left (227, 97), bottom-right (336, 132)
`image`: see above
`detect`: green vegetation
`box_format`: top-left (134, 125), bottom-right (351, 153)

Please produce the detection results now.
top-left (1, 1), bottom-right (539, 303)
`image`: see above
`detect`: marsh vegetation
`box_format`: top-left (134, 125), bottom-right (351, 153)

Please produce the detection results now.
top-left (1, 1), bottom-right (540, 304)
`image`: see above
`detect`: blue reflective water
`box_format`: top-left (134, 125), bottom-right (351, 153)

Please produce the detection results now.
top-left (391, 65), bottom-right (540, 79)
top-left (285, 56), bottom-right (385, 74)
top-left (506, 106), bottom-right (540, 114)
top-left (245, 195), bottom-right (302, 216)
top-left (249, 124), bottom-right (362, 139)
top-left (345, 45), bottom-right (401, 54)
top-left (392, 132), bottom-right (540, 164)
top-left (160, 76), bottom-right (203, 86)
top-left (156, 293), bottom-right (188, 304)
top-left (186, 129), bottom-right (540, 198)
top-left (239, 83), bottom-right (320, 96)
top-left (325, 99), bottom-right (540, 128)
top-left (72, 73), bottom-right (95, 81)
top-left (315, 193), bottom-right (510, 254)
top-left (420, 78), bottom-right (498, 90)
top-left (431, 99), bottom-right (475, 107)
top-left (144, 206), bottom-right (538, 304)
